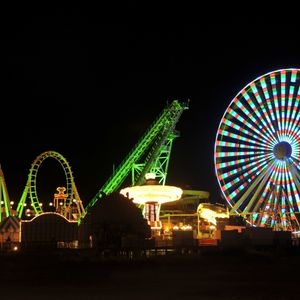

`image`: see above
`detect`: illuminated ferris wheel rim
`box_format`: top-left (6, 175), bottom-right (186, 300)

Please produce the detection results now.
top-left (214, 68), bottom-right (300, 231)
top-left (214, 67), bottom-right (300, 159)
top-left (214, 67), bottom-right (300, 176)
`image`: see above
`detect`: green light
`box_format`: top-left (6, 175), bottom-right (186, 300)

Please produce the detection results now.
top-left (84, 100), bottom-right (189, 214)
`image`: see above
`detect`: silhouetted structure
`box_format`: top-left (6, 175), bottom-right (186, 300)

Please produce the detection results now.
top-left (79, 193), bottom-right (151, 252)
top-left (21, 212), bottom-right (78, 249)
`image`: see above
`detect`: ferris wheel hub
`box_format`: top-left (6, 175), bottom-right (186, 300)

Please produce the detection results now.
top-left (273, 141), bottom-right (292, 159)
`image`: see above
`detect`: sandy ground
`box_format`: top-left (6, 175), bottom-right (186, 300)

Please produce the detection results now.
top-left (1, 248), bottom-right (300, 300)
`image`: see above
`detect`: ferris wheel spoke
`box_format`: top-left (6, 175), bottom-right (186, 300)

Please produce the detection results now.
top-left (252, 182), bottom-right (273, 215)
top-left (216, 152), bottom-right (273, 171)
top-left (285, 83), bottom-right (297, 134)
top-left (233, 92), bottom-right (277, 145)
top-left (287, 114), bottom-right (300, 143)
top-left (229, 160), bottom-right (275, 213)
top-left (286, 171), bottom-right (300, 211)
top-left (216, 140), bottom-right (271, 152)
top-left (217, 153), bottom-right (273, 183)
top-left (288, 157), bottom-right (300, 174)
top-left (284, 159), bottom-right (300, 210)
top-left (219, 122), bottom-right (275, 150)
top-left (215, 69), bottom-right (300, 231)
top-left (290, 157), bottom-right (300, 171)
top-left (244, 84), bottom-right (279, 142)
top-left (283, 164), bottom-right (295, 207)
top-left (239, 154), bottom-right (272, 174)
top-left (219, 159), bottom-right (268, 191)
top-left (282, 166), bottom-right (300, 223)
top-left (288, 163), bottom-right (300, 186)
top-left (288, 93), bottom-right (300, 133)
top-left (226, 107), bottom-right (276, 147)
top-left (245, 162), bottom-right (280, 214)
top-left (225, 104), bottom-right (271, 141)
top-left (252, 164), bottom-right (284, 227)
top-left (269, 71), bottom-right (290, 141)
top-left (259, 77), bottom-right (281, 138)
top-left (281, 171), bottom-right (300, 226)
top-left (236, 155), bottom-right (273, 182)
top-left (268, 72), bottom-right (282, 138)
top-left (280, 71), bottom-right (287, 134)
top-left (289, 120), bottom-right (300, 148)
top-left (216, 155), bottom-right (273, 186)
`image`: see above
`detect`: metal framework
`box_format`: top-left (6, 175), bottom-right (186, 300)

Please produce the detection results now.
top-left (131, 131), bottom-right (179, 186)
top-left (84, 100), bottom-right (189, 215)
top-left (16, 151), bottom-right (85, 220)
top-left (214, 68), bottom-right (300, 231)
top-left (0, 165), bottom-right (12, 222)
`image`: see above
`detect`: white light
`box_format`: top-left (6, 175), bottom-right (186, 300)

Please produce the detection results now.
top-left (180, 224), bottom-right (192, 231)
top-left (120, 185), bottom-right (183, 204)
top-left (145, 173), bottom-right (156, 180)
top-left (197, 204), bottom-right (229, 225)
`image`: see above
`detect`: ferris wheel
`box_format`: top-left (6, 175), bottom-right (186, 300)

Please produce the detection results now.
top-left (214, 68), bottom-right (300, 232)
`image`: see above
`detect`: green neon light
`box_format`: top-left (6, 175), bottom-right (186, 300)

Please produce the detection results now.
top-left (84, 100), bottom-right (189, 215)
top-left (16, 151), bottom-right (84, 220)
top-left (0, 167), bottom-right (12, 221)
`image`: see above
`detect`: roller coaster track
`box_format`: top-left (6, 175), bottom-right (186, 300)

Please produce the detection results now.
top-left (83, 100), bottom-right (189, 217)
top-left (16, 151), bottom-right (85, 220)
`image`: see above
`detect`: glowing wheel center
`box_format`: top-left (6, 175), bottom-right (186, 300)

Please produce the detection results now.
top-left (273, 141), bottom-right (292, 159)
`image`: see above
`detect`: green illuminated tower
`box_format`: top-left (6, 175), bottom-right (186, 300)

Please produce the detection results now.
top-left (0, 165), bottom-right (12, 222)
top-left (84, 100), bottom-right (189, 217)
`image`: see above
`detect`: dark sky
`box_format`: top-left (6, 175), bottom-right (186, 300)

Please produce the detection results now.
top-left (1, 9), bottom-right (300, 207)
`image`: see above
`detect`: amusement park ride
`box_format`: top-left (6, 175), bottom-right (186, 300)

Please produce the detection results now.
top-left (3, 67), bottom-right (300, 237)
top-left (120, 172), bottom-right (183, 233)
top-left (0, 166), bottom-right (13, 222)
top-left (215, 68), bottom-right (300, 232)
top-left (83, 99), bottom-right (189, 214)
top-left (1, 100), bottom-right (190, 225)
top-left (15, 151), bottom-right (85, 221)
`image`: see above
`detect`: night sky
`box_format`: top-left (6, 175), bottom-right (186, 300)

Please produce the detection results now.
top-left (1, 9), bottom-right (300, 208)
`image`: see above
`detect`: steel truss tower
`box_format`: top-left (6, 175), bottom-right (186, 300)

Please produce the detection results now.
top-left (0, 165), bottom-right (12, 222)
top-left (84, 100), bottom-right (189, 216)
